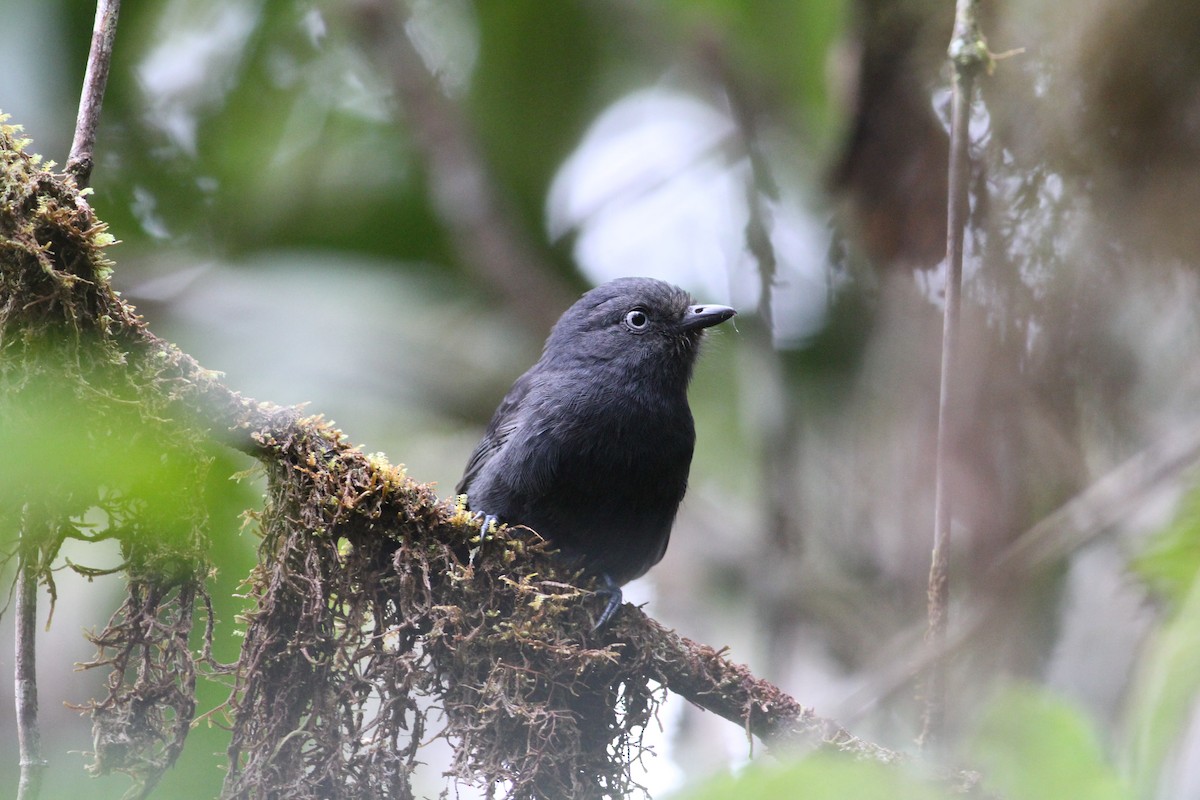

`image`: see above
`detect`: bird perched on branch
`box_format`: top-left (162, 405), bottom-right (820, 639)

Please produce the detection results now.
top-left (457, 277), bottom-right (736, 628)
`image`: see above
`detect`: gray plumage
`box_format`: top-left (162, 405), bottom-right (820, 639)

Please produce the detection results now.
top-left (457, 277), bottom-right (735, 624)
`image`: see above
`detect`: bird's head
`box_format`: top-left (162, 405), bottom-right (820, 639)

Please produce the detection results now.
top-left (541, 277), bottom-right (736, 383)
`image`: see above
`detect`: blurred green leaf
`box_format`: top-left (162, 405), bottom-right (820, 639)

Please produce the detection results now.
top-left (1132, 485), bottom-right (1200, 608)
top-left (672, 753), bottom-right (952, 800)
top-left (1121, 553), bottom-right (1200, 797)
top-left (971, 686), bottom-right (1130, 800)
top-left (1120, 484), bottom-right (1200, 797)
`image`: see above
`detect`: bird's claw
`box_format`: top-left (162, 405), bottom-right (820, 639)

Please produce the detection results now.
top-left (591, 574), bottom-right (623, 631)
top-left (463, 512), bottom-right (500, 568)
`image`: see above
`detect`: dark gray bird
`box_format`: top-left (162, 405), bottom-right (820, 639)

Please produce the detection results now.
top-left (457, 277), bottom-right (736, 628)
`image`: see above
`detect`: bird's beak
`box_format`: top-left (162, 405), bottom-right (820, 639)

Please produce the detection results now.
top-left (680, 303), bottom-right (737, 332)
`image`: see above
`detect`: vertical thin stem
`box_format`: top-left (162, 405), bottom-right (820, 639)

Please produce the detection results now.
top-left (15, 512), bottom-right (45, 800)
top-left (66, 0), bottom-right (122, 188)
top-left (920, 0), bottom-right (989, 748)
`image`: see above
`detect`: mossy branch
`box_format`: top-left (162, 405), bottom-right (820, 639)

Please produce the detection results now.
top-left (1, 121), bottom-right (954, 797)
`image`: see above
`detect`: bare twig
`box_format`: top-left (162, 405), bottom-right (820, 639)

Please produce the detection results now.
top-left (15, 509), bottom-right (46, 800)
top-left (66, 0), bottom-right (122, 187)
top-left (922, 0), bottom-right (989, 747)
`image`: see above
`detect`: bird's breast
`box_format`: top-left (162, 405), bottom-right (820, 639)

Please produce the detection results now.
top-left (536, 385), bottom-right (695, 517)
top-left (480, 377), bottom-right (696, 585)
top-left (560, 384), bottom-right (693, 458)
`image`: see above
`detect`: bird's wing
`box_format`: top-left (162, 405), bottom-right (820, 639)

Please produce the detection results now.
top-left (456, 370), bottom-right (537, 496)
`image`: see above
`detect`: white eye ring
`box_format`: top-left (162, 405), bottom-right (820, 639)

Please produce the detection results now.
top-left (624, 309), bottom-right (649, 330)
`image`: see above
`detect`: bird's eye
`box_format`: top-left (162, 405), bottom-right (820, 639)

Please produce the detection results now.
top-left (624, 309), bottom-right (649, 330)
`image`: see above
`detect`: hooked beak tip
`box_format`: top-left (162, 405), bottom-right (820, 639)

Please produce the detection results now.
top-left (681, 304), bottom-right (737, 331)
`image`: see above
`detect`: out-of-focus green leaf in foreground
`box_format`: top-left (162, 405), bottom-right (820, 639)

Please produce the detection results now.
top-left (0, 371), bottom-right (206, 553)
top-left (0, 366), bottom-right (260, 799)
top-left (1134, 485), bottom-right (1200, 609)
top-left (671, 753), bottom-right (953, 800)
top-left (1123, 484), bottom-right (1200, 797)
top-left (971, 686), bottom-right (1130, 800)
top-left (674, 684), bottom-right (1139, 800)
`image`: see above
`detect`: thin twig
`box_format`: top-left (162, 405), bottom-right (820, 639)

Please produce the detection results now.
top-left (66, 0), bottom-right (122, 187)
top-left (922, 0), bottom-right (989, 748)
top-left (15, 508), bottom-right (46, 800)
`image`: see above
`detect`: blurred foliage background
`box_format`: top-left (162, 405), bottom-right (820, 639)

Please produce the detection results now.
top-left (5, 0), bottom-right (1200, 797)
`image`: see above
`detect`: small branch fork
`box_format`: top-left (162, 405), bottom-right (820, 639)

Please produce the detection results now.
top-left (922, 0), bottom-right (991, 747)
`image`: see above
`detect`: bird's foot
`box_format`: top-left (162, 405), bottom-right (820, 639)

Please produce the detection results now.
top-left (462, 512), bottom-right (500, 568)
top-left (591, 574), bottom-right (623, 631)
